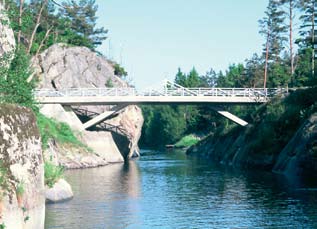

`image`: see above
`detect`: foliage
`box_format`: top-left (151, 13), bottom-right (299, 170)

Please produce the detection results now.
top-left (44, 161), bottom-right (64, 188)
top-left (15, 182), bottom-right (25, 196)
top-left (175, 135), bottom-right (200, 148)
top-left (105, 79), bottom-right (114, 88)
top-left (59, 0), bottom-right (108, 49)
top-left (4, 0), bottom-right (107, 53)
top-left (0, 48), bottom-right (37, 110)
top-left (36, 113), bottom-right (85, 149)
top-left (114, 63), bottom-right (128, 78)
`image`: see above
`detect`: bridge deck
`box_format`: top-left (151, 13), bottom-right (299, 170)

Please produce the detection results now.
top-left (36, 95), bottom-right (268, 105)
top-left (35, 84), bottom-right (287, 105)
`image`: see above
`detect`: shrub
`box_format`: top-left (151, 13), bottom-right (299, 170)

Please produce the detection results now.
top-left (44, 162), bottom-right (64, 188)
top-left (175, 135), bottom-right (200, 148)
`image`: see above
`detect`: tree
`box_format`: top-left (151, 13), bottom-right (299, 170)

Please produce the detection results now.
top-left (174, 67), bottom-right (186, 86)
top-left (259, 0), bottom-right (288, 87)
top-left (280, 0), bottom-right (299, 75)
top-left (244, 53), bottom-right (264, 87)
top-left (59, 0), bottom-right (108, 49)
top-left (298, 0), bottom-right (316, 79)
top-left (200, 68), bottom-right (217, 87)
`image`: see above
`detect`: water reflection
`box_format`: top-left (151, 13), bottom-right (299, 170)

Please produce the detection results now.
top-left (46, 150), bottom-right (317, 229)
top-left (45, 161), bottom-right (141, 229)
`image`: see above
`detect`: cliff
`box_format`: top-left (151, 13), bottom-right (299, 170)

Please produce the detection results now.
top-left (0, 104), bottom-right (45, 229)
top-left (187, 87), bottom-right (317, 177)
top-left (0, 3), bottom-right (15, 57)
top-left (32, 44), bottom-right (143, 165)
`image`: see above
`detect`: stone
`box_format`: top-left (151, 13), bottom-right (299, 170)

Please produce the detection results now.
top-left (33, 44), bottom-right (144, 165)
top-left (0, 104), bottom-right (45, 229)
top-left (0, 3), bottom-right (15, 58)
top-left (45, 179), bottom-right (73, 204)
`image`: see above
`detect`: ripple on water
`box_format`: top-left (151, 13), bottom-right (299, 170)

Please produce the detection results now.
top-left (45, 151), bottom-right (317, 229)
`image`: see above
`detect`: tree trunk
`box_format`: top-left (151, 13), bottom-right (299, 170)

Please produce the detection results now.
top-left (27, 0), bottom-right (48, 54)
top-left (312, 0), bottom-right (315, 78)
top-left (290, 0), bottom-right (294, 75)
top-left (17, 0), bottom-right (24, 47)
top-left (264, 30), bottom-right (270, 88)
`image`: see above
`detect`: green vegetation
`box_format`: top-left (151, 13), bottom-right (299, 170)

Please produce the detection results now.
top-left (4, 0), bottom-right (107, 53)
top-left (141, 0), bottom-right (317, 149)
top-left (36, 113), bottom-right (85, 149)
top-left (44, 161), bottom-right (64, 188)
top-left (175, 135), bottom-right (200, 148)
top-left (0, 48), bottom-right (37, 110)
top-left (15, 182), bottom-right (25, 196)
top-left (114, 63), bottom-right (128, 78)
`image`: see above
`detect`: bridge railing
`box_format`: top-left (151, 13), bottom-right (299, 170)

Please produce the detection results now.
top-left (34, 87), bottom-right (288, 98)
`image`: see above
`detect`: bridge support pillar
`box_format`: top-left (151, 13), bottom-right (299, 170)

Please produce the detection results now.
top-left (211, 106), bottom-right (248, 126)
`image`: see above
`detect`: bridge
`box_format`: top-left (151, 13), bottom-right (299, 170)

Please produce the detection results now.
top-left (35, 80), bottom-right (288, 133)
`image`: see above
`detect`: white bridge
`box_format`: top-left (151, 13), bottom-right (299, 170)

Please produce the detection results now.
top-left (36, 81), bottom-right (288, 129)
top-left (35, 80), bottom-right (287, 105)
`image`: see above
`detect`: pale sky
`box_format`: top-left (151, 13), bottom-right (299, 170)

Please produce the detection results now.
top-left (96, 0), bottom-right (269, 89)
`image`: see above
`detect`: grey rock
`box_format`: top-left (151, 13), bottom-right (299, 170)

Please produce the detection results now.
top-left (45, 179), bottom-right (73, 203)
top-left (0, 3), bottom-right (15, 58)
top-left (34, 44), bottom-right (144, 164)
top-left (0, 104), bottom-right (45, 229)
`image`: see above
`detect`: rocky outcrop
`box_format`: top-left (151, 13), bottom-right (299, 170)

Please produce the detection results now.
top-left (33, 44), bottom-right (143, 165)
top-left (107, 105), bottom-right (144, 158)
top-left (273, 113), bottom-right (317, 176)
top-left (45, 179), bottom-right (73, 204)
top-left (0, 3), bottom-right (15, 58)
top-left (0, 104), bottom-right (45, 229)
top-left (187, 88), bottom-right (317, 177)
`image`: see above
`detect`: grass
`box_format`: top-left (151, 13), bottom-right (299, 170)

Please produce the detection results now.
top-left (36, 113), bottom-right (86, 149)
top-left (44, 162), bottom-right (64, 188)
top-left (175, 134), bottom-right (200, 148)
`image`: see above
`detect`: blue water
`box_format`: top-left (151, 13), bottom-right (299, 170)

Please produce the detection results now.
top-left (45, 150), bottom-right (317, 228)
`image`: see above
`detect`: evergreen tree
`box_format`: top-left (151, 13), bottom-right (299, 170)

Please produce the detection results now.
top-left (259, 0), bottom-right (288, 87)
top-left (59, 0), bottom-right (108, 49)
top-left (297, 0), bottom-right (316, 79)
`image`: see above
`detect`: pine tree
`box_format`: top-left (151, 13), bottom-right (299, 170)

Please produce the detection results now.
top-left (298, 0), bottom-right (316, 78)
top-left (280, 0), bottom-right (299, 75)
top-left (59, 0), bottom-right (108, 49)
top-left (259, 0), bottom-right (288, 87)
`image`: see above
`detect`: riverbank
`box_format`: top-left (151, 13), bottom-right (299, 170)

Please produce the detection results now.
top-left (187, 87), bottom-right (317, 177)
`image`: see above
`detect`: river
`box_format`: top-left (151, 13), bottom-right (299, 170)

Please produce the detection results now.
top-left (45, 150), bottom-right (317, 229)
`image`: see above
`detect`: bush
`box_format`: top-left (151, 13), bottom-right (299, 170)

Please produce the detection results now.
top-left (44, 162), bottom-right (64, 188)
top-left (175, 135), bottom-right (200, 148)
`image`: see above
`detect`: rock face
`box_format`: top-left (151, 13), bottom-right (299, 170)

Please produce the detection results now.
top-left (273, 113), bottom-right (317, 176)
top-left (0, 104), bottom-right (45, 229)
top-left (33, 44), bottom-right (143, 164)
top-left (0, 3), bottom-right (15, 57)
top-left (45, 179), bottom-right (73, 204)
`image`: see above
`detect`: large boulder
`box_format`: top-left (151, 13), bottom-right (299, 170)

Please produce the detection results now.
top-left (33, 44), bottom-right (144, 162)
top-left (45, 179), bottom-right (73, 204)
top-left (0, 104), bottom-right (45, 229)
top-left (0, 3), bottom-right (15, 58)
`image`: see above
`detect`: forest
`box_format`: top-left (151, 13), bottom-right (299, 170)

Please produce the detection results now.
top-left (0, 0), bottom-right (316, 149)
top-left (140, 0), bottom-right (317, 148)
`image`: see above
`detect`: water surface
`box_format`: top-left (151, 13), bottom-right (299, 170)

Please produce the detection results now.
top-left (45, 150), bottom-right (317, 228)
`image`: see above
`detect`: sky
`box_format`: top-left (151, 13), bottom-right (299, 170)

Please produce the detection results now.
top-left (96, 0), bottom-right (269, 90)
